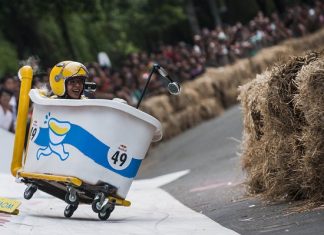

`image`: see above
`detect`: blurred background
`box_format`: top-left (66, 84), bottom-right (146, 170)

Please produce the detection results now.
top-left (0, 0), bottom-right (319, 69)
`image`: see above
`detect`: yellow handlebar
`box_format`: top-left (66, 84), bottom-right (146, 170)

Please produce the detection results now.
top-left (11, 66), bottom-right (33, 177)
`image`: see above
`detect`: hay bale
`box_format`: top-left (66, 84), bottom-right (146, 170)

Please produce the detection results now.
top-left (239, 72), bottom-right (270, 142)
top-left (198, 97), bottom-right (224, 120)
top-left (141, 95), bottom-right (174, 122)
top-left (266, 52), bottom-right (319, 135)
top-left (295, 58), bottom-right (324, 127)
top-left (241, 131), bottom-right (300, 198)
top-left (239, 67), bottom-right (308, 200)
top-left (284, 28), bottom-right (324, 52)
top-left (186, 78), bottom-right (217, 99)
top-left (239, 72), bottom-right (272, 194)
top-left (205, 59), bottom-right (254, 83)
top-left (294, 58), bottom-right (324, 200)
top-left (161, 119), bottom-right (181, 141)
top-left (173, 105), bottom-right (202, 132)
top-left (169, 86), bottom-right (200, 111)
top-left (201, 59), bottom-right (255, 108)
top-left (250, 45), bottom-right (292, 74)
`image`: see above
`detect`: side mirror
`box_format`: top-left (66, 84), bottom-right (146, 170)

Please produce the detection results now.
top-left (155, 64), bottom-right (181, 95)
top-left (167, 82), bottom-right (181, 95)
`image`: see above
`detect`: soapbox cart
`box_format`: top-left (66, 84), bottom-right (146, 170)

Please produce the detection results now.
top-left (10, 65), bottom-right (180, 220)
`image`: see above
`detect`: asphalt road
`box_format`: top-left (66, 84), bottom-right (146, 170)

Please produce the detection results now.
top-left (137, 105), bottom-right (324, 235)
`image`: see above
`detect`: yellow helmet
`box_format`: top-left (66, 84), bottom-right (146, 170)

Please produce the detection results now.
top-left (49, 61), bottom-right (89, 97)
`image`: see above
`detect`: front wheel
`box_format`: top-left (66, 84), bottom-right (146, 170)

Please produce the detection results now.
top-left (98, 209), bottom-right (111, 220)
top-left (98, 200), bottom-right (115, 221)
top-left (92, 192), bottom-right (105, 213)
top-left (64, 204), bottom-right (78, 218)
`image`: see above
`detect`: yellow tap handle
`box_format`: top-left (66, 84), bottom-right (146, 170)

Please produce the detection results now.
top-left (11, 66), bottom-right (33, 177)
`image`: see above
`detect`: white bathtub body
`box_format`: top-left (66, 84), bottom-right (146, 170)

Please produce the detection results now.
top-left (23, 89), bottom-right (162, 199)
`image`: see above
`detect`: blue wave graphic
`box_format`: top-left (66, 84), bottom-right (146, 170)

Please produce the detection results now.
top-left (34, 124), bottom-right (141, 178)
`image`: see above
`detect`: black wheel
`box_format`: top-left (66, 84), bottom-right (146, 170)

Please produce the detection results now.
top-left (24, 185), bottom-right (37, 200)
top-left (92, 192), bottom-right (105, 213)
top-left (64, 204), bottom-right (78, 218)
top-left (98, 209), bottom-right (111, 221)
top-left (65, 190), bottom-right (79, 204)
top-left (92, 198), bottom-right (102, 213)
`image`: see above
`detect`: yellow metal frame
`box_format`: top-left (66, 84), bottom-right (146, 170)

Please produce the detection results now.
top-left (108, 196), bottom-right (131, 207)
top-left (19, 171), bottom-right (131, 206)
top-left (11, 66), bottom-right (33, 177)
top-left (18, 171), bottom-right (83, 187)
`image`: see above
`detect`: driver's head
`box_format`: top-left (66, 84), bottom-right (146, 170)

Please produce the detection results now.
top-left (49, 61), bottom-right (88, 99)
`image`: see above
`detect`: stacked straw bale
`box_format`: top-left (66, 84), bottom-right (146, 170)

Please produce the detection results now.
top-left (239, 52), bottom-right (324, 202)
top-left (249, 45), bottom-right (293, 74)
top-left (169, 85), bottom-right (201, 111)
top-left (284, 28), bottom-right (324, 52)
top-left (173, 105), bottom-right (202, 132)
top-left (239, 71), bottom-right (282, 195)
top-left (203, 59), bottom-right (255, 107)
top-left (161, 118), bottom-right (182, 140)
top-left (266, 52), bottom-right (319, 135)
top-left (294, 58), bottom-right (324, 201)
top-left (198, 97), bottom-right (224, 120)
top-left (140, 95), bottom-right (174, 122)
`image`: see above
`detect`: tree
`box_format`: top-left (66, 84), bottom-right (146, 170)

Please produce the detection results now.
top-left (185, 0), bottom-right (200, 35)
top-left (207, 0), bottom-right (222, 27)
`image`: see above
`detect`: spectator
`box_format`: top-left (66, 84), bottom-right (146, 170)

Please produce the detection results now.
top-left (0, 89), bottom-right (15, 132)
top-left (2, 76), bottom-right (18, 114)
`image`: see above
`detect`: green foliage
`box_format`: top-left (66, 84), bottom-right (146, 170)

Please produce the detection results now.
top-left (117, 0), bottom-right (187, 49)
top-left (66, 14), bottom-right (94, 62)
top-left (0, 38), bottom-right (18, 78)
top-left (0, 0), bottom-right (296, 71)
top-left (37, 15), bottom-right (68, 66)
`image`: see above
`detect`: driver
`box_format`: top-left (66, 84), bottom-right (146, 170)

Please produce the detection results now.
top-left (49, 61), bottom-right (89, 99)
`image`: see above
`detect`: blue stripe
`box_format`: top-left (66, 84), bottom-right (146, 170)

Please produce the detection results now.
top-left (34, 125), bottom-right (141, 178)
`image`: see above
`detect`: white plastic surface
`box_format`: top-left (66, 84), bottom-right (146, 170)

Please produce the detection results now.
top-left (23, 89), bottom-right (163, 198)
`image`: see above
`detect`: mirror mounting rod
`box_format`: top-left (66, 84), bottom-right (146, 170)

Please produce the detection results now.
top-left (136, 65), bottom-right (156, 109)
top-left (136, 64), bottom-right (180, 109)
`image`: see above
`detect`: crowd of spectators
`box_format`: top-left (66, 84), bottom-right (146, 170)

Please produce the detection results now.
top-left (1, 1), bottom-right (324, 133)
top-left (87, 1), bottom-right (324, 105)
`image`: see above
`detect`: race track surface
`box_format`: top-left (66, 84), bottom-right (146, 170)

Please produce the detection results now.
top-left (138, 105), bottom-right (324, 235)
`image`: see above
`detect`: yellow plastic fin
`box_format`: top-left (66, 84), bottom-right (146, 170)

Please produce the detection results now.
top-left (108, 196), bottom-right (131, 207)
top-left (0, 197), bottom-right (21, 214)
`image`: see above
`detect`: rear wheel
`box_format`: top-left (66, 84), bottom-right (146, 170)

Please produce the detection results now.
top-left (24, 184), bottom-right (37, 200)
top-left (64, 204), bottom-right (78, 218)
top-left (98, 199), bottom-right (115, 221)
top-left (92, 192), bottom-right (105, 213)
top-left (98, 209), bottom-right (111, 220)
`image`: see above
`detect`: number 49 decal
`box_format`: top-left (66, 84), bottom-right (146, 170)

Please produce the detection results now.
top-left (111, 151), bottom-right (127, 166)
top-left (108, 150), bottom-right (131, 170)
top-left (30, 127), bottom-right (38, 141)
